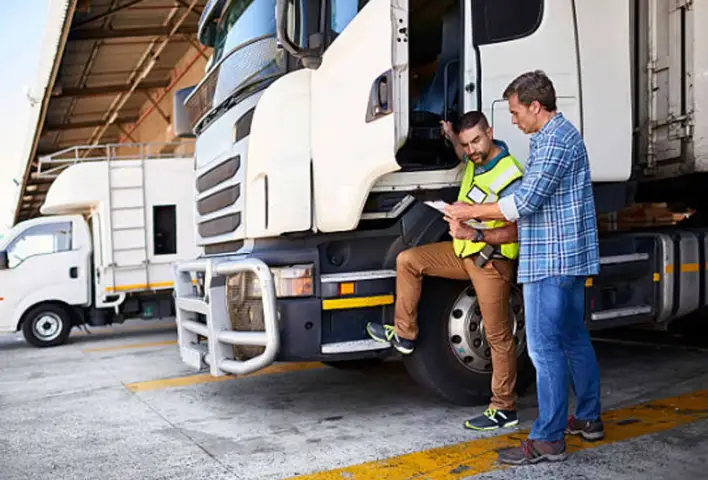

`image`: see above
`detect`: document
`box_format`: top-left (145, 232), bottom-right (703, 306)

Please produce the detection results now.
top-left (424, 200), bottom-right (490, 229)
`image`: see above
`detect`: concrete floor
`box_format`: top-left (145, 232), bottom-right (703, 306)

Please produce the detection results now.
top-left (0, 318), bottom-right (707, 480)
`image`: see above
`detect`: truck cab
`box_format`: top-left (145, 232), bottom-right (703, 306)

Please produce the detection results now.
top-left (0, 215), bottom-right (92, 346)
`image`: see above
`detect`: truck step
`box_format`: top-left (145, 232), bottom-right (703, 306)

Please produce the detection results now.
top-left (590, 305), bottom-right (652, 322)
top-left (321, 339), bottom-right (391, 354)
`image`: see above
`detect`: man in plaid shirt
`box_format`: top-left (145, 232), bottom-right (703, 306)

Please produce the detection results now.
top-left (445, 70), bottom-right (602, 465)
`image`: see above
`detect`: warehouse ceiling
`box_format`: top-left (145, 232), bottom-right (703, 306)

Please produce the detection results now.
top-left (15, 0), bottom-right (208, 223)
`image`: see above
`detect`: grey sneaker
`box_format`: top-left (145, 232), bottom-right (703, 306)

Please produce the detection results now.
top-left (566, 416), bottom-right (605, 441)
top-left (497, 439), bottom-right (568, 465)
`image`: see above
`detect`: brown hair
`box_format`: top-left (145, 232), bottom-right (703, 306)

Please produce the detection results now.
top-left (503, 70), bottom-right (557, 112)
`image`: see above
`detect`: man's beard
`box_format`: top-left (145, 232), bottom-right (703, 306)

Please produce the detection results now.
top-left (472, 151), bottom-right (488, 164)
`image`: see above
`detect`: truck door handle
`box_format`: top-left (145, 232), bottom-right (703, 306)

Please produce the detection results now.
top-left (69, 267), bottom-right (78, 279)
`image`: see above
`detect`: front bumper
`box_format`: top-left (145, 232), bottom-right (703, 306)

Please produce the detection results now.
top-left (172, 256), bottom-right (280, 376)
top-left (173, 255), bottom-right (395, 376)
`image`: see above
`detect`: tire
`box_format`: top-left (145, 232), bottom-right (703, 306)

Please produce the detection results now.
top-left (403, 277), bottom-right (535, 406)
top-left (322, 358), bottom-right (385, 370)
top-left (21, 303), bottom-right (73, 348)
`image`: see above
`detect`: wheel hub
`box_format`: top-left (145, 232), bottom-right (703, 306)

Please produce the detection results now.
top-left (33, 313), bottom-right (62, 341)
top-left (447, 287), bottom-right (526, 374)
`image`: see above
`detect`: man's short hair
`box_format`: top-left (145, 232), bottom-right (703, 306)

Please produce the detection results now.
top-left (503, 70), bottom-right (557, 112)
top-left (458, 111), bottom-right (490, 133)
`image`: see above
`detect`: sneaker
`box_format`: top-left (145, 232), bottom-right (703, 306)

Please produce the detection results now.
top-left (464, 408), bottom-right (519, 431)
top-left (565, 415), bottom-right (605, 441)
top-left (365, 323), bottom-right (415, 354)
top-left (497, 439), bottom-right (568, 465)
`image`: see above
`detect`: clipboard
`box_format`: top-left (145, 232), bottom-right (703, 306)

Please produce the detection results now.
top-left (423, 201), bottom-right (490, 229)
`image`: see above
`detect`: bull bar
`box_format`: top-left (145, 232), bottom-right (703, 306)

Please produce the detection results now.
top-left (172, 257), bottom-right (279, 376)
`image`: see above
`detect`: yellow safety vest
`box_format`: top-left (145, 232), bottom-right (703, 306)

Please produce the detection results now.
top-left (452, 153), bottom-right (524, 260)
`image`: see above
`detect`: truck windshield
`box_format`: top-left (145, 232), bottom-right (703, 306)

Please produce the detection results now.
top-left (186, 0), bottom-right (285, 131)
top-left (5, 222), bottom-right (72, 268)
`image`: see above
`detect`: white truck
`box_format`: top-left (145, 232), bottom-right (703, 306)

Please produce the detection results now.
top-left (0, 143), bottom-right (200, 347)
top-left (169, 0), bottom-right (708, 404)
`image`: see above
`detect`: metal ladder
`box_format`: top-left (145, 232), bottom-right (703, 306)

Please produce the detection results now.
top-left (106, 152), bottom-right (151, 289)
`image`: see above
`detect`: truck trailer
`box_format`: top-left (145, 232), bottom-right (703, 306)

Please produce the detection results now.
top-left (169, 0), bottom-right (708, 404)
top-left (0, 143), bottom-right (200, 347)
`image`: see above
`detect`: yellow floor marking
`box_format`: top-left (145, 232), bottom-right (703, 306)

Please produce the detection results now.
top-left (124, 361), bottom-right (326, 393)
top-left (81, 340), bottom-right (178, 353)
top-left (290, 388), bottom-right (708, 480)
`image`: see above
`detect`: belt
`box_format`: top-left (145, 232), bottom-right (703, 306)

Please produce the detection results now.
top-left (473, 244), bottom-right (498, 268)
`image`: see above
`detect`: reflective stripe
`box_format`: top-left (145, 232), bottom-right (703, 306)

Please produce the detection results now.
top-left (485, 192), bottom-right (498, 204)
top-left (488, 164), bottom-right (522, 194)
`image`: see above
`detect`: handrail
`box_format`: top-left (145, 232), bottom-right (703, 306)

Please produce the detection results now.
top-left (36, 140), bottom-right (195, 179)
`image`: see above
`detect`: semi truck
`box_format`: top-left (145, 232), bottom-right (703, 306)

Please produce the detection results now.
top-left (0, 143), bottom-right (199, 347)
top-left (169, 0), bottom-right (708, 404)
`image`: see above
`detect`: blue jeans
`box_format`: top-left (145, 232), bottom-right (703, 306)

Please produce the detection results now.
top-left (523, 275), bottom-right (601, 442)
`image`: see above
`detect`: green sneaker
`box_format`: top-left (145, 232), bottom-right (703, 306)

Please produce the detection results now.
top-left (365, 323), bottom-right (415, 354)
top-left (464, 408), bottom-right (519, 431)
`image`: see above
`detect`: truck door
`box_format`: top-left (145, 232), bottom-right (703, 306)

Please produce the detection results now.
top-left (0, 218), bottom-right (91, 333)
top-left (310, 0), bottom-right (409, 232)
top-left (464, 0), bottom-right (581, 165)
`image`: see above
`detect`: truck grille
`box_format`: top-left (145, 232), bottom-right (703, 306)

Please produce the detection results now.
top-left (196, 155), bottom-right (243, 241)
top-left (196, 156), bottom-right (240, 193)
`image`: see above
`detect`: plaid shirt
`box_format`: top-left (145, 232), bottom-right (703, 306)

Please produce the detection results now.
top-left (498, 112), bottom-right (600, 284)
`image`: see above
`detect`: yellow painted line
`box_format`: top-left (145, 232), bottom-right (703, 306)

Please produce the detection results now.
top-left (289, 388), bottom-right (708, 480)
top-left (105, 278), bottom-right (198, 293)
top-left (105, 281), bottom-right (174, 293)
top-left (681, 263), bottom-right (700, 272)
top-left (653, 272), bottom-right (660, 282)
top-left (124, 361), bottom-right (326, 393)
top-left (322, 294), bottom-right (394, 311)
top-left (81, 340), bottom-right (177, 353)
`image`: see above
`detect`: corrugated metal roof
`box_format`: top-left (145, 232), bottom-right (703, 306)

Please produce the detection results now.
top-left (14, 0), bottom-right (207, 223)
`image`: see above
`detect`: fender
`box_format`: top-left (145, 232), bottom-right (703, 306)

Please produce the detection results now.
top-left (12, 286), bottom-right (86, 330)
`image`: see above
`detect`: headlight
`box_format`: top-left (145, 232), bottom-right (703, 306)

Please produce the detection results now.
top-left (229, 264), bottom-right (314, 299)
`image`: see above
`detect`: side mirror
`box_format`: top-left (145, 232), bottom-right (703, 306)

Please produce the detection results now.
top-left (201, 22), bottom-right (218, 47)
top-left (0, 251), bottom-right (8, 270)
top-left (173, 86), bottom-right (197, 138)
top-left (276, 0), bottom-right (322, 69)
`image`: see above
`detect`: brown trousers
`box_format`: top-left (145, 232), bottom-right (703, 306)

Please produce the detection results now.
top-left (394, 242), bottom-right (517, 411)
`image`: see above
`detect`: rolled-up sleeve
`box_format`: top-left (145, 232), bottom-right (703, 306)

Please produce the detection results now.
top-left (499, 194), bottom-right (520, 221)
top-left (513, 138), bottom-right (573, 218)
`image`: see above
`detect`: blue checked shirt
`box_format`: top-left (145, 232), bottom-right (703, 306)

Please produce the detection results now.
top-left (498, 112), bottom-right (600, 284)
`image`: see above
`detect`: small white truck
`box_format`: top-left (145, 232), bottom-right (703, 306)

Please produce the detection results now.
top-left (0, 143), bottom-right (200, 347)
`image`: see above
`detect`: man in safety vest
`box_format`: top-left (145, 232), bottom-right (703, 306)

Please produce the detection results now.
top-left (366, 111), bottom-right (524, 431)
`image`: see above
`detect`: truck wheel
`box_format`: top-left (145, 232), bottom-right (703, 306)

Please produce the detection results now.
top-left (403, 278), bottom-right (535, 405)
top-left (21, 304), bottom-right (73, 348)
